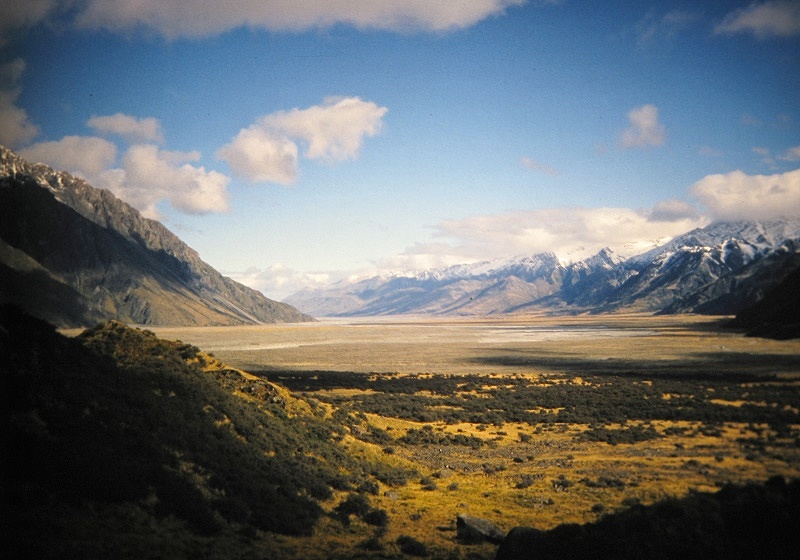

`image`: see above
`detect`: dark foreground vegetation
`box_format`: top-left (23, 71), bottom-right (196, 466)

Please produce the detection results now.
top-left (0, 305), bottom-right (400, 559)
top-left (497, 476), bottom-right (800, 560)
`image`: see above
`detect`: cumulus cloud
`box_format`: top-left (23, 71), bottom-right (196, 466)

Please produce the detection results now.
top-left (620, 104), bottom-right (666, 149)
top-left (87, 113), bottom-right (164, 143)
top-left (691, 168), bottom-right (800, 221)
top-left (520, 156), bottom-right (559, 176)
top-left (19, 136), bottom-right (117, 177)
top-left (20, 135), bottom-right (230, 219)
top-left (216, 127), bottom-right (298, 184)
top-left (715, 1), bottom-right (800, 38)
top-left (115, 144), bottom-right (230, 217)
top-left (73, 0), bottom-right (525, 38)
top-left (0, 58), bottom-right (39, 146)
top-left (218, 97), bottom-right (387, 184)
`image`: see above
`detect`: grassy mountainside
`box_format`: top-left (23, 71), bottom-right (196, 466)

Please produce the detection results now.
top-left (0, 306), bottom-right (404, 559)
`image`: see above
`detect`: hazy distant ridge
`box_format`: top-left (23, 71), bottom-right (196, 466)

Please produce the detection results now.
top-left (286, 220), bottom-right (800, 317)
top-left (0, 146), bottom-right (313, 326)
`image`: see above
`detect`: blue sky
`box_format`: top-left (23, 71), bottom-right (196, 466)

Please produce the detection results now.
top-left (1, 1), bottom-right (799, 299)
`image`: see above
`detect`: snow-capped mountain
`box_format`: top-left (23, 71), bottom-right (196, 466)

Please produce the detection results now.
top-left (285, 219), bottom-right (800, 317)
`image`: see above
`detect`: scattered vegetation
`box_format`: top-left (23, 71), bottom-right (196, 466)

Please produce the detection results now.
top-left (261, 368), bottom-right (800, 434)
top-left (3, 306), bottom-right (799, 559)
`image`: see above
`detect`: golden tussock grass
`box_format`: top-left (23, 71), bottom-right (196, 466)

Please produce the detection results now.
top-left (149, 314), bottom-right (800, 558)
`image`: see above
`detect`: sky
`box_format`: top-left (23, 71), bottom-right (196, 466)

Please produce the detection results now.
top-left (1, 1), bottom-right (799, 300)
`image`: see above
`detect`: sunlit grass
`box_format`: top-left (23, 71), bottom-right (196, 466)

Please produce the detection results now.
top-left (147, 314), bottom-right (800, 557)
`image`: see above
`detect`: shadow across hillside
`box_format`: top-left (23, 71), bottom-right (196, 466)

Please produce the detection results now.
top-left (0, 306), bottom-right (398, 559)
top-left (497, 477), bottom-right (800, 560)
top-left (468, 349), bottom-right (800, 379)
top-left (257, 361), bottom-right (800, 430)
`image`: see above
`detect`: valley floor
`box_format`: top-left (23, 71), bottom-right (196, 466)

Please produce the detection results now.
top-left (146, 313), bottom-right (800, 559)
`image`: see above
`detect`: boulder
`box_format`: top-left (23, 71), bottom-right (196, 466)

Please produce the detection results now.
top-left (456, 514), bottom-right (505, 544)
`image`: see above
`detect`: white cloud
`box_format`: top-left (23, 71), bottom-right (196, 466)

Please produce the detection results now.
top-left (227, 263), bottom-right (333, 300)
top-left (0, 58), bottom-right (39, 147)
top-left (19, 136), bottom-right (117, 177)
top-left (264, 97), bottom-right (387, 161)
top-left (218, 97), bottom-right (387, 184)
top-left (620, 104), bottom-right (666, 149)
top-left (116, 144), bottom-right (230, 217)
top-left (87, 113), bottom-right (164, 143)
top-left (648, 198), bottom-right (699, 222)
top-left (73, 0), bottom-right (525, 38)
top-left (381, 205), bottom-right (705, 270)
top-left (19, 136), bottom-right (230, 219)
top-left (691, 168), bottom-right (800, 221)
top-left (378, 242), bottom-right (479, 272)
top-left (216, 126), bottom-right (299, 185)
top-left (715, 1), bottom-right (800, 38)
top-left (520, 156), bottom-right (559, 176)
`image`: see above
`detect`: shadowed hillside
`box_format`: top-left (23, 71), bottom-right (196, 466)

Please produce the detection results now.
top-left (497, 477), bottom-right (800, 560)
top-left (728, 264), bottom-right (800, 340)
top-left (0, 306), bottom-right (400, 559)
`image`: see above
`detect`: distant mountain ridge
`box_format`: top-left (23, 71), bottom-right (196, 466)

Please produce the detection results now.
top-left (0, 146), bottom-right (313, 327)
top-left (285, 220), bottom-right (800, 318)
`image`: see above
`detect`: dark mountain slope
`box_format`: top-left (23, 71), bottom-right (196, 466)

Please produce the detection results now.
top-left (0, 146), bottom-right (312, 326)
top-left (728, 262), bottom-right (800, 340)
top-left (0, 306), bottom-right (400, 558)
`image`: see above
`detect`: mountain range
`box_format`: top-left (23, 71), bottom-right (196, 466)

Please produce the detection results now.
top-left (285, 220), bottom-right (800, 319)
top-left (0, 146), bottom-right (312, 327)
top-left (3, 144), bottom-right (798, 329)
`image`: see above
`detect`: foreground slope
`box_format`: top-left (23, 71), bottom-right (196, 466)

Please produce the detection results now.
top-left (0, 146), bottom-right (312, 327)
top-left (0, 306), bottom-right (399, 559)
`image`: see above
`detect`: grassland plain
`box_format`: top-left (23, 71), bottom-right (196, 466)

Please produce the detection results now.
top-left (150, 314), bottom-right (800, 558)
